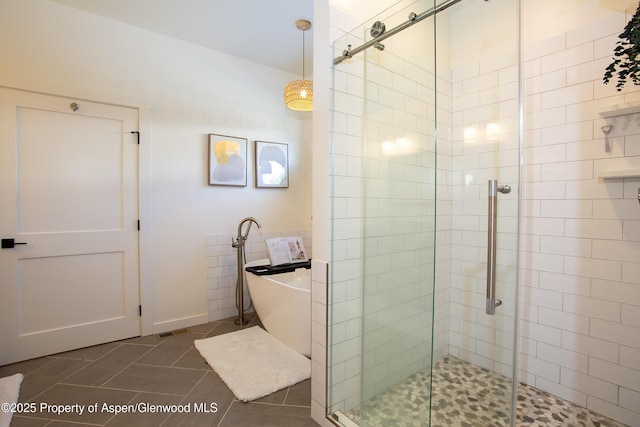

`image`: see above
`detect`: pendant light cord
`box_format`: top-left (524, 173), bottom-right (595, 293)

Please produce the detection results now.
top-left (302, 27), bottom-right (306, 80)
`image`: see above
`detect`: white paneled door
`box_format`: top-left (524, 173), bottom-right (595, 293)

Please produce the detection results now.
top-left (0, 88), bottom-right (140, 365)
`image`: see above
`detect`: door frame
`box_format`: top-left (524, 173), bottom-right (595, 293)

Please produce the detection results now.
top-left (1, 83), bottom-right (155, 338)
top-left (137, 107), bottom-right (153, 337)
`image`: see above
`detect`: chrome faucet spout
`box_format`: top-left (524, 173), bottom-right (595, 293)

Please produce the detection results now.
top-left (237, 217), bottom-right (262, 242)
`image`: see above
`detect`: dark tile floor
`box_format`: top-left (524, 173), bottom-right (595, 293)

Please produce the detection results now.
top-left (0, 314), bottom-right (319, 427)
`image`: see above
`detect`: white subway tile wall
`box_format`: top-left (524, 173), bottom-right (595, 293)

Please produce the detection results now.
top-left (205, 230), bottom-right (311, 321)
top-left (328, 33), bottom-right (365, 414)
top-left (521, 14), bottom-right (640, 426)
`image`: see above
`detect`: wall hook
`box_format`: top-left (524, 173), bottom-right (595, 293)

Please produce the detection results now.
top-left (601, 124), bottom-right (613, 152)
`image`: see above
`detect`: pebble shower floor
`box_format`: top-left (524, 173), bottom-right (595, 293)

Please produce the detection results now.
top-left (344, 356), bottom-right (628, 427)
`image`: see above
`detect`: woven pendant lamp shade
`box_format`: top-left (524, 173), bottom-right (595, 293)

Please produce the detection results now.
top-left (284, 79), bottom-right (313, 111)
top-left (285, 19), bottom-right (313, 111)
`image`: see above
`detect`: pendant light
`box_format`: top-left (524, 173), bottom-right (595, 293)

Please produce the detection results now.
top-left (284, 19), bottom-right (313, 111)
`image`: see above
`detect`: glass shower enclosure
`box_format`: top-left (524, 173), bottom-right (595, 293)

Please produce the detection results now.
top-left (329, 0), bottom-right (521, 425)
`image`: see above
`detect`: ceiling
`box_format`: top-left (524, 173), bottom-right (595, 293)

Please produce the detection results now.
top-left (50, 0), bottom-right (638, 77)
top-left (50, 0), bottom-right (402, 74)
top-left (52, 0), bottom-right (315, 75)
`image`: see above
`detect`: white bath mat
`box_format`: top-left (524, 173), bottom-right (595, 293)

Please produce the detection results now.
top-left (0, 373), bottom-right (23, 427)
top-left (194, 326), bottom-right (310, 402)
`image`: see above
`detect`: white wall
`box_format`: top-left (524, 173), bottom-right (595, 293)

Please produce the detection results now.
top-left (0, 0), bottom-right (312, 332)
top-left (310, 1), bottom-right (333, 425)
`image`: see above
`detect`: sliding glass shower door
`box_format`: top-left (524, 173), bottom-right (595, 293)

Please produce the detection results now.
top-left (329, 0), bottom-right (521, 426)
top-left (359, 3), bottom-right (439, 425)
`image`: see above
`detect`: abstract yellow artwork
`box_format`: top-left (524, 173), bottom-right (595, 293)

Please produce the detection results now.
top-left (208, 134), bottom-right (247, 186)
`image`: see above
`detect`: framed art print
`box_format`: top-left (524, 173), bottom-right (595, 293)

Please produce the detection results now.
top-left (255, 141), bottom-right (288, 188)
top-left (208, 134), bottom-right (247, 187)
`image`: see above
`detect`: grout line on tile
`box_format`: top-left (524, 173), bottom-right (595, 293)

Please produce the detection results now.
top-left (96, 341), bottom-right (158, 388)
top-left (26, 358), bottom-right (94, 403)
top-left (215, 394), bottom-right (237, 427)
top-left (170, 346), bottom-right (198, 368)
top-left (131, 362), bottom-right (211, 372)
top-left (282, 387), bottom-right (291, 406)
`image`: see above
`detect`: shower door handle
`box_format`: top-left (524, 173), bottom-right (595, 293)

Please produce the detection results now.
top-left (486, 180), bottom-right (510, 315)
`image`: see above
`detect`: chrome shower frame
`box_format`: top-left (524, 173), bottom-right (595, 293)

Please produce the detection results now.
top-left (333, 0), bottom-right (465, 65)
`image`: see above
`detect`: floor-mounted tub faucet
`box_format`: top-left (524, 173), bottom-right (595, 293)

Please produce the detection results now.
top-left (232, 217), bottom-right (261, 325)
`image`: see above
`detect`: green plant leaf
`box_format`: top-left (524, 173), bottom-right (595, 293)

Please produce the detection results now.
top-left (604, 2), bottom-right (640, 91)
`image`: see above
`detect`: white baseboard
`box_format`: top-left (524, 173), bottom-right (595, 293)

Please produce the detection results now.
top-left (152, 313), bottom-right (208, 335)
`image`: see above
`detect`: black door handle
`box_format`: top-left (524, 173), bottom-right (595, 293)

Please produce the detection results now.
top-left (1, 238), bottom-right (27, 249)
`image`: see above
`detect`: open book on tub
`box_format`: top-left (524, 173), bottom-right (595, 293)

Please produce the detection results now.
top-left (265, 236), bottom-right (308, 266)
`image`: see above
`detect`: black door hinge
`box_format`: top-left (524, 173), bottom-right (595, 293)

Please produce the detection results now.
top-left (139, 305), bottom-right (142, 316)
top-left (137, 220), bottom-right (140, 231)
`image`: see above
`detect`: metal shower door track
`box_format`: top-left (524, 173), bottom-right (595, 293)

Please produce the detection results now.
top-left (333, 0), bottom-right (464, 65)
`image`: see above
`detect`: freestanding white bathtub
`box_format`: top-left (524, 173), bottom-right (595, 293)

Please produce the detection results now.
top-left (244, 259), bottom-right (310, 357)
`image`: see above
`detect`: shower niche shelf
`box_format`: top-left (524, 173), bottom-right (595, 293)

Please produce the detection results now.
top-left (597, 169), bottom-right (640, 179)
top-left (599, 102), bottom-right (640, 118)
